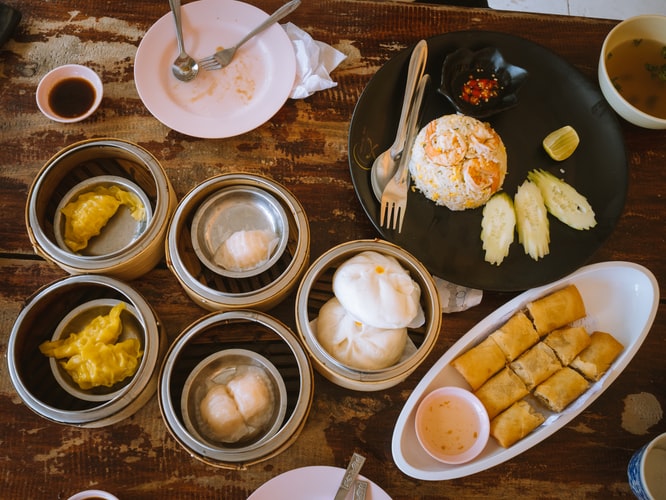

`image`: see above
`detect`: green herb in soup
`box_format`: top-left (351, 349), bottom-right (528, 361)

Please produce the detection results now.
top-left (606, 38), bottom-right (666, 119)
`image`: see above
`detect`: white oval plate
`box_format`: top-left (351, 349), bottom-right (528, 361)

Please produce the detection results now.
top-left (248, 465), bottom-right (392, 499)
top-left (391, 261), bottom-right (659, 480)
top-left (134, 0), bottom-right (295, 138)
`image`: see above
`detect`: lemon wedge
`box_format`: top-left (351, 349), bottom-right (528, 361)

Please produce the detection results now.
top-left (543, 125), bottom-right (580, 161)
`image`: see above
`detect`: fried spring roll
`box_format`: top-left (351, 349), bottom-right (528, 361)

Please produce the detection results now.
top-left (527, 284), bottom-right (586, 335)
top-left (543, 326), bottom-right (591, 365)
top-left (475, 367), bottom-right (529, 419)
top-left (489, 311), bottom-right (540, 361)
top-left (533, 367), bottom-right (589, 412)
top-left (570, 331), bottom-right (624, 381)
top-left (451, 337), bottom-right (506, 390)
top-left (490, 400), bottom-right (545, 448)
top-left (510, 342), bottom-right (562, 390)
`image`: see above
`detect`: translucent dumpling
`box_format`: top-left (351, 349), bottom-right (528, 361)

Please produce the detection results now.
top-left (213, 229), bottom-right (279, 272)
top-left (198, 365), bottom-right (275, 443)
top-left (315, 297), bottom-right (408, 370)
top-left (332, 251), bottom-right (425, 329)
top-left (199, 385), bottom-right (250, 443)
top-left (226, 368), bottom-right (274, 430)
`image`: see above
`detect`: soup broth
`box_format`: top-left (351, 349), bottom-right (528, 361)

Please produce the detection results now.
top-left (606, 38), bottom-right (666, 119)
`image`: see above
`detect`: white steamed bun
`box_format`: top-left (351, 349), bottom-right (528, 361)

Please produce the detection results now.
top-left (332, 250), bottom-right (425, 329)
top-left (315, 297), bottom-right (408, 370)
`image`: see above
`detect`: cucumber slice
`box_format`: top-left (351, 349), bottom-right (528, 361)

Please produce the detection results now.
top-left (481, 192), bottom-right (516, 266)
top-left (543, 125), bottom-right (579, 161)
top-left (528, 169), bottom-right (597, 230)
top-left (514, 180), bottom-right (550, 261)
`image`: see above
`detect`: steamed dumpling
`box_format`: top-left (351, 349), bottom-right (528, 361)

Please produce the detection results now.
top-left (315, 297), bottom-right (408, 370)
top-left (199, 385), bottom-right (250, 443)
top-left (332, 251), bottom-right (424, 329)
top-left (198, 366), bottom-right (275, 443)
top-left (213, 229), bottom-right (279, 272)
top-left (226, 368), bottom-right (274, 429)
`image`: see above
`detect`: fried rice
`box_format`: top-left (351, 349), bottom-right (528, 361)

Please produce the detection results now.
top-left (408, 114), bottom-right (508, 211)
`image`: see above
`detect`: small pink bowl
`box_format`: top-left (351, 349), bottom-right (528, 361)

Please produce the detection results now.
top-left (414, 386), bottom-right (490, 464)
top-left (36, 64), bottom-right (103, 123)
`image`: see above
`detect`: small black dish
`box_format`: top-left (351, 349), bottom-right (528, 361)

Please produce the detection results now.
top-left (438, 46), bottom-right (528, 119)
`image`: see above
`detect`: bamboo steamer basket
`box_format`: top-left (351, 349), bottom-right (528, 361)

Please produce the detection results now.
top-left (295, 239), bottom-right (442, 391)
top-left (159, 310), bottom-right (313, 469)
top-left (166, 173), bottom-right (310, 311)
top-left (7, 274), bottom-right (166, 427)
top-left (26, 138), bottom-right (177, 280)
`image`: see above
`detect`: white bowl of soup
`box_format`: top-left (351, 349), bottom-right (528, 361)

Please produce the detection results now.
top-left (598, 15), bottom-right (666, 129)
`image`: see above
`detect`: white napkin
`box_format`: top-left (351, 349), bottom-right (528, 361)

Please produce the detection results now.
top-left (433, 276), bottom-right (483, 313)
top-left (283, 22), bottom-right (346, 99)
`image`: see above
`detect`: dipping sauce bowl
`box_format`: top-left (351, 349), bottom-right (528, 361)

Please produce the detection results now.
top-left (36, 64), bottom-right (103, 123)
top-left (414, 386), bottom-right (490, 464)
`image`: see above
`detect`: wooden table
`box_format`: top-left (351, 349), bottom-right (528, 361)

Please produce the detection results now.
top-left (1, 1), bottom-right (664, 498)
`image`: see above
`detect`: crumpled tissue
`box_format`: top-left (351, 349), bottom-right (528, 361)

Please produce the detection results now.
top-left (433, 276), bottom-right (483, 313)
top-left (283, 22), bottom-right (346, 99)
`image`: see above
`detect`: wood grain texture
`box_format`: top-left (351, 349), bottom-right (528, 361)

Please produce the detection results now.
top-left (0, 1), bottom-right (664, 498)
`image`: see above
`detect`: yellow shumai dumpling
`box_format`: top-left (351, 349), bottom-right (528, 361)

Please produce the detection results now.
top-left (60, 185), bottom-right (145, 252)
top-left (315, 297), bottom-right (408, 370)
top-left (332, 251), bottom-right (424, 329)
top-left (39, 302), bottom-right (143, 389)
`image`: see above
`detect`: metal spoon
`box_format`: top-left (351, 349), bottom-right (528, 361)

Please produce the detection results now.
top-left (371, 40), bottom-right (428, 201)
top-left (168, 0), bottom-right (199, 81)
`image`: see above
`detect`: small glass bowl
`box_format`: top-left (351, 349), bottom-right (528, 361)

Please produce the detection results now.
top-left (438, 46), bottom-right (528, 119)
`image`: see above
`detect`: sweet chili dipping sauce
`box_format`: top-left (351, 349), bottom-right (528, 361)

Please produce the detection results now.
top-left (460, 69), bottom-right (501, 107)
top-left (48, 77), bottom-right (96, 119)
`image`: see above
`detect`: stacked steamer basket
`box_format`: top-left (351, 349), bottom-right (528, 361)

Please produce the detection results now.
top-left (7, 275), bottom-right (166, 427)
top-left (9, 139), bottom-right (175, 426)
top-left (162, 173), bottom-right (314, 466)
top-left (26, 138), bottom-right (177, 280)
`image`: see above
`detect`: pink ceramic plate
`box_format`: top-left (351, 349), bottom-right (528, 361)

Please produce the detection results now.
top-left (134, 0), bottom-right (295, 138)
top-left (248, 465), bottom-right (392, 499)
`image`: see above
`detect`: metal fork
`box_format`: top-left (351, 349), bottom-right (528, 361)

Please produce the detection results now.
top-left (380, 74), bottom-right (430, 232)
top-left (199, 0), bottom-right (301, 71)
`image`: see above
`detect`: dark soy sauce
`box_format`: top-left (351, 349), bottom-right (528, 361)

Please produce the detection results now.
top-left (48, 77), bottom-right (96, 118)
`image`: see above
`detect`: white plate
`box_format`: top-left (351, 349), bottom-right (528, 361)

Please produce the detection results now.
top-left (134, 0), bottom-right (296, 138)
top-left (391, 261), bottom-right (659, 480)
top-left (248, 465), bottom-right (392, 499)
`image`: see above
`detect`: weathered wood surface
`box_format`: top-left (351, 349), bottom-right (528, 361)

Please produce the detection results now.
top-left (0, 1), bottom-right (664, 498)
